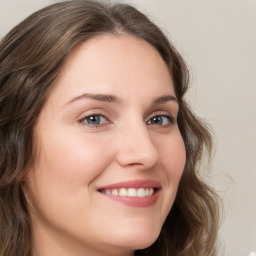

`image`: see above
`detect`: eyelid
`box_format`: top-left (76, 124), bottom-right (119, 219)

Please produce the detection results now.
top-left (146, 115), bottom-right (176, 127)
top-left (146, 111), bottom-right (177, 124)
top-left (78, 112), bottom-right (111, 127)
top-left (77, 110), bottom-right (177, 128)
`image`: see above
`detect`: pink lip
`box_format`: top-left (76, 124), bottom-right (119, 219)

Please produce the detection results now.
top-left (97, 179), bottom-right (161, 208)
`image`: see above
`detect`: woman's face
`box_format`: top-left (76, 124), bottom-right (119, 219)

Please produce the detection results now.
top-left (25, 34), bottom-right (186, 256)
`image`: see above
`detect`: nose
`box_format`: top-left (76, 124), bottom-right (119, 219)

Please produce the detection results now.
top-left (116, 123), bottom-right (159, 169)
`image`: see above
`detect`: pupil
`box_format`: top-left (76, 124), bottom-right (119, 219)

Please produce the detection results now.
top-left (153, 116), bottom-right (162, 124)
top-left (88, 116), bottom-right (100, 124)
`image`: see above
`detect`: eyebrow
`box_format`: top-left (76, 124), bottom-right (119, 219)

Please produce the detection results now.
top-left (65, 93), bottom-right (178, 106)
top-left (66, 93), bottom-right (118, 105)
top-left (152, 95), bottom-right (178, 105)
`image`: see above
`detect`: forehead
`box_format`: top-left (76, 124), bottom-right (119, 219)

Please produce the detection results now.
top-left (48, 34), bottom-right (175, 105)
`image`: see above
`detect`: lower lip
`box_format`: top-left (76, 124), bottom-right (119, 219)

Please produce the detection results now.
top-left (99, 190), bottom-right (160, 207)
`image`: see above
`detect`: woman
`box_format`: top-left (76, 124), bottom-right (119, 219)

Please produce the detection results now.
top-left (0, 1), bottom-right (221, 255)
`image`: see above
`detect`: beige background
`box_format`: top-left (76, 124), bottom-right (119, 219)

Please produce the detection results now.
top-left (0, 0), bottom-right (255, 255)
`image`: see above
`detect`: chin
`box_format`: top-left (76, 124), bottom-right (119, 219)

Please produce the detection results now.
top-left (132, 236), bottom-right (159, 251)
top-left (110, 225), bottom-right (161, 251)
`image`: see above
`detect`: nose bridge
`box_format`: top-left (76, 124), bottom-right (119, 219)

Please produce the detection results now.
top-left (116, 120), bottom-right (159, 168)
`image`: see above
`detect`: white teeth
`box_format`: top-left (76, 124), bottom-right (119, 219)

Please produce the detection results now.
top-left (112, 189), bottom-right (118, 196)
top-left (100, 188), bottom-right (155, 197)
top-left (127, 188), bottom-right (137, 197)
top-left (105, 189), bottom-right (111, 195)
top-left (137, 188), bottom-right (145, 197)
top-left (119, 188), bottom-right (127, 196)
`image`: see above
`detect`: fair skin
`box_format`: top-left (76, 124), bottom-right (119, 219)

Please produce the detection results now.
top-left (25, 34), bottom-right (186, 256)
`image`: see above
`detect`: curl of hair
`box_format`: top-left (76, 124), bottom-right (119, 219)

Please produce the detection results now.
top-left (0, 1), bottom-right (221, 255)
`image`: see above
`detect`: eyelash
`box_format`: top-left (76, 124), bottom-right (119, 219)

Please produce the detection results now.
top-left (78, 112), bottom-right (176, 128)
top-left (79, 113), bottom-right (109, 127)
top-left (146, 114), bottom-right (176, 126)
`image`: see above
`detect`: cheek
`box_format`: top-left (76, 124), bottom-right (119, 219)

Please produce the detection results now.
top-left (151, 133), bottom-right (186, 224)
top-left (26, 132), bottom-right (117, 225)
top-left (160, 135), bottom-right (186, 181)
top-left (36, 131), bottom-right (116, 188)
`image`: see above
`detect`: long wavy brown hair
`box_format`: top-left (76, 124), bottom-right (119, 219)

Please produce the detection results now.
top-left (0, 1), bottom-right (221, 255)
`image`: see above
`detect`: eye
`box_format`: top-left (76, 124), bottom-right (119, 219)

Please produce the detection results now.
top-left (146, 115), bottom-right (175, 126)
top-left (79, 114), bottom-right (108, 126)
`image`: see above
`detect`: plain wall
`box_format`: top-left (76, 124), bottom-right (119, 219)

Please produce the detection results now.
top-left (0, 0), bottom-right (255, 255)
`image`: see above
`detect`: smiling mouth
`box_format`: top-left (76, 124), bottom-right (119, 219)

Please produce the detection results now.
top-left (97, 180), bottom-right (161, 207)
top-left (98, 187), bottom-right (155, 197)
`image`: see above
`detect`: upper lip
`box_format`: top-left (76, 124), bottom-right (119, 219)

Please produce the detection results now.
top-left (97, 179), bottom-right (161, 190)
